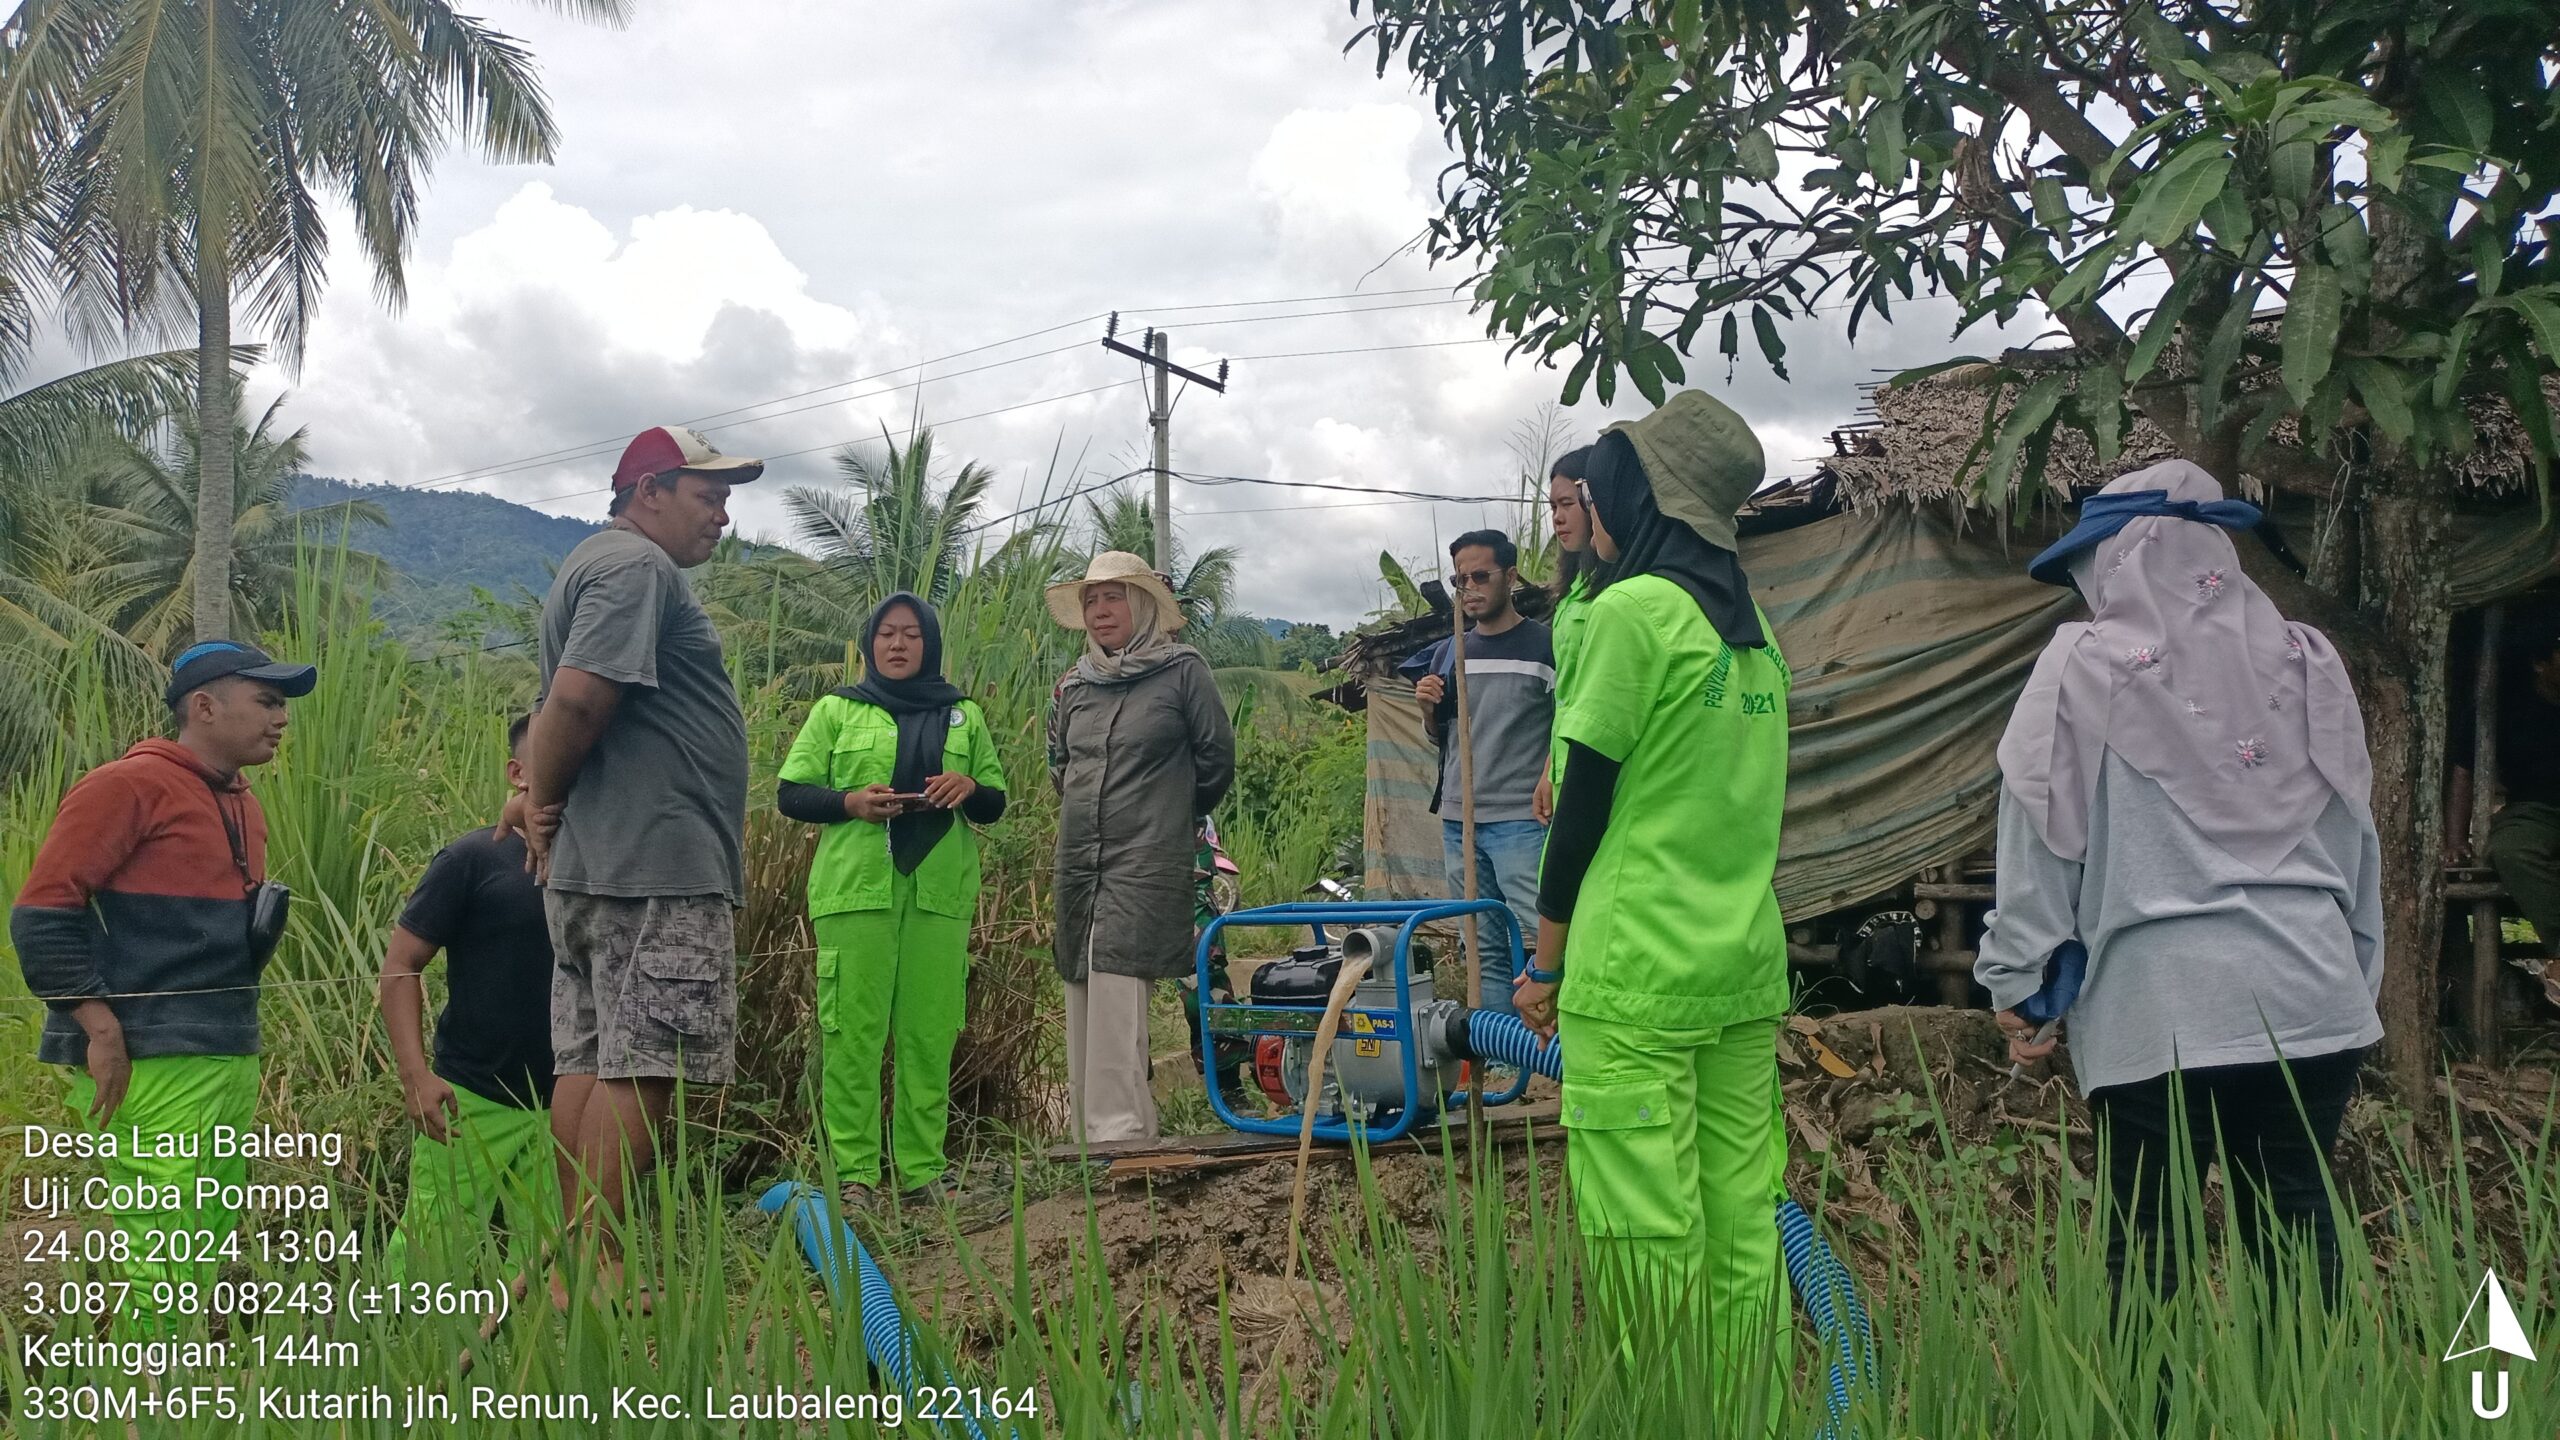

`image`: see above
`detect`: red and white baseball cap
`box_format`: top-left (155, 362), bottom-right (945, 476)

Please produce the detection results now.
top-left (611, 425), bottom-right (766, 492)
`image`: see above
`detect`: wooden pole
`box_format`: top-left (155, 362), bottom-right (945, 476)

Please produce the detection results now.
top-left (1451, 592), bottom-right (1484, 1132)
top-left (2468, 603), bottom-right (2505, 1064)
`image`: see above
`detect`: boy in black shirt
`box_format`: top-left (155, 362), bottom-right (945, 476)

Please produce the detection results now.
top-left (377, 714), bottom-right (559, 1281)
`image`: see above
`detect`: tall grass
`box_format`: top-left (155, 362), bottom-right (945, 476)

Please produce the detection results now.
top-left (1, 1079), bottom-right (2551, 1435)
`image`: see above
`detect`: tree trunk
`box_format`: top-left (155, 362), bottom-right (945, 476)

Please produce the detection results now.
top-left (2356, 465), bottom-right (2457, 1108)
top-left (191, 244), bottom-right (235, 644)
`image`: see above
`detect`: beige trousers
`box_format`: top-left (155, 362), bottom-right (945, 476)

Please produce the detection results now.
top-left (1064, 971), bottom-right (1158, 1143)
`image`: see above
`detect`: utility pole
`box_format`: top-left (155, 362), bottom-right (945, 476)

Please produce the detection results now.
top-left (1103, 314), bottom-right (1229, 575)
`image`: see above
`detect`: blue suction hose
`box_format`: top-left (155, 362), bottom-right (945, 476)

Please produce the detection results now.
top-left (757, 1181), bottom-right (991, 1440)
top-left (1459, 1010), bottom-right (1878, 1436)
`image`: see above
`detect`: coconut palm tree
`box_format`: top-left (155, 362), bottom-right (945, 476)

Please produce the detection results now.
top-left (1082, 489), bottom-right (1238, 629)
top-left (0, 0), bottom-right (629, 645)
top-left (73, 394), bottom-right (387, 656)
top-left (786, 427), bottom-right (994, 607)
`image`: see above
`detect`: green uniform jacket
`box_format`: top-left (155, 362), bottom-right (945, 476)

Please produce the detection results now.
top-left (1554, 575), bottom-right (1792, 1030)
top-left (1548, 575), bottom-right (1594, 785)
top-left (779, 695), bottom-right (1010, 920)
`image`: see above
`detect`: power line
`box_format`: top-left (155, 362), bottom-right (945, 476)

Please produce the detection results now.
top-left (1173, 470), bottom-right (1513, 505)
top-left (1227, 336), bottom-right (1500, 363)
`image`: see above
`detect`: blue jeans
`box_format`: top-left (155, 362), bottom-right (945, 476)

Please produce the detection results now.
top-left (1441, 818), bottom-right (1546, 1016)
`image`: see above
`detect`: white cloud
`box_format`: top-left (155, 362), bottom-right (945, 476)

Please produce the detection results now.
top-left (217, 0), bottom-right (2045, 627)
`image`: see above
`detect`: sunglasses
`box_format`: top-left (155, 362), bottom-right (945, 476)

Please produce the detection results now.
top-left (1452, 567), bottom-right (1507, 591)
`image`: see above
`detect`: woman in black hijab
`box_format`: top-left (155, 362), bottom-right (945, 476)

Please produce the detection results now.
top-left (777, 594), bottom-right (1010, 1215)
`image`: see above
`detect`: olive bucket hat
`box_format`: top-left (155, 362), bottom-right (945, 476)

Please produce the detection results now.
top-left (1601, 390), bottom-right (1766, 551)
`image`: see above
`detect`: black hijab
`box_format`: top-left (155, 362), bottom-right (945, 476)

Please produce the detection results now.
top-left (836, 593), bottom-right (968, 874)
top-left (1583, 431), bottom-right (1766, 648)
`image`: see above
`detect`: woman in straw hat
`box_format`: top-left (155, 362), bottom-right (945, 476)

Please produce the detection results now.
top-left (1516, 391), bottom-right (1793, 1411)
top-left (1045, 552), bottom-right (1236, 1143)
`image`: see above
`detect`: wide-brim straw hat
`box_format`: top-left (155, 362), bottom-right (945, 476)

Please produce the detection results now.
top-left (1046, 550), bottom-right (1187, 631)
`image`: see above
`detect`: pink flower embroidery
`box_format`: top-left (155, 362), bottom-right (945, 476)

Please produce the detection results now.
top-left (2194, 569), bottom-right (2227, 601)
top-left (2126, 646), bottom-right (2162, 673)
top-left (2235, 737), bottom-right (2269, 768)
top-left (2286, 635), bottom-right (2305, 663)
top-left (2185, 700), bottom-right (2207, 717)
top-left (2267, 690), bottom-right (2284, 712)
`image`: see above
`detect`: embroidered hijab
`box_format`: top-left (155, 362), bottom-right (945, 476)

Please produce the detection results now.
top-left (1996, 461), bottom-right (2374, 871)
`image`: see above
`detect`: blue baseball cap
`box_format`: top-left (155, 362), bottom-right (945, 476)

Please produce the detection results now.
top-left (165, 642), bottom-right (318, 710)
top-left (2027, 488), bottom-right (2266, 586)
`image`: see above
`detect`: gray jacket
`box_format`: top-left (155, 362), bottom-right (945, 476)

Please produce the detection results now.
top-left (1047, 648), bottom-right (1236, 982)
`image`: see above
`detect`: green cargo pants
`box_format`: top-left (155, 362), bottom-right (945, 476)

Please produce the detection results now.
top-left (65, 1054), bottom-right (259, 1336)
top-left (814, 875), bottom-right (970, 1192)
top-left (384, 1084), bottom-right (558, 1284)
top-left (1560, 1012), bottom-right (1788, 1418)
top-left (2488, 800), bottom-right (2560, 954)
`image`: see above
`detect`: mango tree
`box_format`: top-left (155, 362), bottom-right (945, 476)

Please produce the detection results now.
top-left (1350, 0), bottom-right (2560, 1094)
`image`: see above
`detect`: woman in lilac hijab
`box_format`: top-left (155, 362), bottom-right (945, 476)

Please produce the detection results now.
top-left (1976, 459), bottom-right (2383, 1306)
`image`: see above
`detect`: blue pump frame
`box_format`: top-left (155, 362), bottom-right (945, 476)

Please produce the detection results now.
top-left (1195, 898), bottom-right (1535, 1142)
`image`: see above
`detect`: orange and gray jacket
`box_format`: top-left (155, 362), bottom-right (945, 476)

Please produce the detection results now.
top-left (10, 739), bottom-right (271, 1065)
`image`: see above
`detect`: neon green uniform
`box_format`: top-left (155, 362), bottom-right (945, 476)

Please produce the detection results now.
top-left (66, 1054), bottom-right (258, 1336)
top-left (384, 1086), bottom-right (559, 1284)
top-left (780, 693), bottom-right (1007, 1191)
top-left (1552, 575), bottom-right (1792, 1392)
top-left (1547, 574), bottom-right (1594, 788)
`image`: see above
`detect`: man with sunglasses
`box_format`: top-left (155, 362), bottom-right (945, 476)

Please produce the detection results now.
top-left (1400, 529), bottom-right (1555, 1016)
top-left (11, 640), bottom-right (316, 1333)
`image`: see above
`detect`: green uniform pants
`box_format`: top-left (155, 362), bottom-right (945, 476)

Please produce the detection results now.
top-left (65, 1054), bottom-right (259, 1336)
top-left (814, 877), bottom-right (970, 1191)
top-left (384, 1084), bottom-right (558, 1284)
top-left (1559, 1012), bottom-right (1788, 1415)
top-left (2488, 800), bottom-right (2560, 953)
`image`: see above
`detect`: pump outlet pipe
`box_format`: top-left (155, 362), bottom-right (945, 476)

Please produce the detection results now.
top-left (1453, 1010), bottom-right (1878, 1437)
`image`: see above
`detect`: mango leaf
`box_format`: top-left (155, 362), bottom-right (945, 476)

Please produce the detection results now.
top-left (2077, 364), bottom-right (2127, 463)
top-left (2031, 176), bottom-right (2070, 227)
top-left (1752, 305), bottom-right (1790, 380)
top-left (1870, 101), bottom-right (1907, 183)
top-left (2318, 204), bottom-right (2371, 295)
top-left (2269, 139), bottom-right (2316, 213)
top-left (2510, 290), bottom-right (2560, 366)
top-left (2126, 266), bottom-right (2205, 385)
top-left (1720, 310), bottom-right (1740, 361)
top-left (2343, 358), bottom-right (2414, 445)
top-left (1737, 130), bottom-right (1779, 183)
top-left (2368, 132), bottom-right (2410, 191)
top-left (1560, 347), bottom-right (1600, 406)
top-left (2474, 229), bottom-right (2505, 297)
top-left (1979, 374), bottom-right (2069, 498)
top-left (2197, 277), bottom-right (2264, 428)
top-left (2434, 316), bottom-right (2476, 408)
top-left (2280, 265), bottom-right (2342, 403)
top-left (2422, 72), bottom-right (2493, 151)
top-left (2201, 185), bottom-right (2254, 248)
top-left (2135, 149), bottom-right (2235, 248)
top-left (2093, 110), bottom-right (2190, 195)
top-left (2047, 237), bottom-right (2127, 311)
top-left (1884, 355), bottom-right (1991, 387)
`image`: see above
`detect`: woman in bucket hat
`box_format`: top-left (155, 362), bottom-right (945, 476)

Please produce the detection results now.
top-left (1045, 552), bottom-right (1235, 1143)
top-left (1516, 390), bottom-right (1794, 1419)
top-left (1978, 459), bottom-right (2381, 1309)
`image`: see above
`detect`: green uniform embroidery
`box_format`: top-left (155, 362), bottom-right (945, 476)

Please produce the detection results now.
top-left (1553, 575), bottom-right (1791, 1030)
top-left (65, 1054), bottom-right (259, 1336)
top-left (780, 694), bottom-right (1007, 1190)
top-left (385, 1086), bottom-right (558, 1284)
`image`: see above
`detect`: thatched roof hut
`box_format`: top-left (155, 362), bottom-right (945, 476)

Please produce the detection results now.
top-left (1821, 328), bottom-right (2560, 511)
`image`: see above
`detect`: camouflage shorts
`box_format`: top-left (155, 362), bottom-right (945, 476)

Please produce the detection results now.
top-left (544, 891), bottom-right (738, 1084)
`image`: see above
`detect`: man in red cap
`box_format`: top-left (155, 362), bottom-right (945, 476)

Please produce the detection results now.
top-left (522, 424), bottom-right (762, 1308)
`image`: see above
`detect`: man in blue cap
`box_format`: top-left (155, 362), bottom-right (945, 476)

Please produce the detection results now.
top-left (11, 640), bottom-right (316, 1333)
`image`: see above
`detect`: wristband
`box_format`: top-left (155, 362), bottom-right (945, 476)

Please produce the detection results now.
top-left (1522, 965), bottom-right (1564, 986)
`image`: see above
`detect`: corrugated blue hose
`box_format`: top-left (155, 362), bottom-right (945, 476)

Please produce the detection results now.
top-left (1464, 1011), bottom-right (1877, 1437)
top-left (757, 1181), bottom-right (993, 1440)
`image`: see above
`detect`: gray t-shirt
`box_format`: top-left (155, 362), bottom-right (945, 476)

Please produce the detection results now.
top-left (538, 527), bottom-right (747, 904)
top-left (1409, 619), bottom-right (1555, 824)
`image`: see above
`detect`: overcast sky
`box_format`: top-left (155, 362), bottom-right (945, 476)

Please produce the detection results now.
top-left (209, 0), bottom-right (2038, 629)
